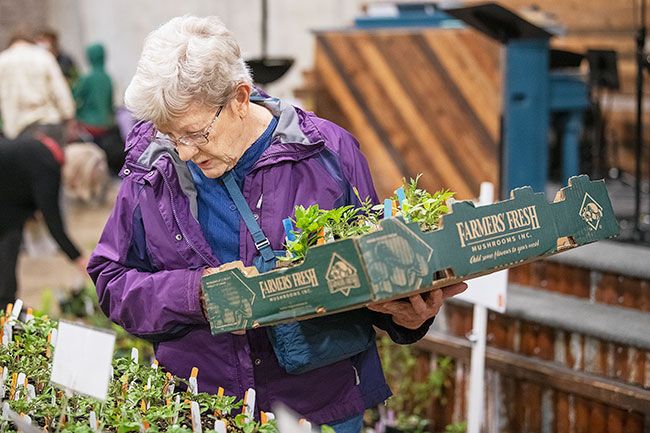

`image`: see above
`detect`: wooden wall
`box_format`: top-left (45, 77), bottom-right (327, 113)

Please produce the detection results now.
top-left (419, 312), bottom-right (649, 433)
top-left (314, 29), bottom-right (502, 199)
top-left (409, 257), bottom-right (650, 432)
top-left (308, 1), bottom-right (650, 198)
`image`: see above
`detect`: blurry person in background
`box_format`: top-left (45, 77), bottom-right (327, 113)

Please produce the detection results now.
top-left (74, 43), bottom-right (124, 175)
top-left (0, 135), bottom-right (87, 307)
top-left (0, 30), bottom-right (76, 145)
top-left (74, 43), bottom-right (114, 138)
top-left (35, 29), bottom-right (79, 86)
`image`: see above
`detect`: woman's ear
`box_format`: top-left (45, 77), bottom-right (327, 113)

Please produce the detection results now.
top-left (232, 83), bottom-right (252, 118)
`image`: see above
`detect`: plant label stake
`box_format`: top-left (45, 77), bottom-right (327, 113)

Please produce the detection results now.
top-left (274, 403), bottom-right (316, 433)
top-left (26, 385), bottom-right (35, 401)
top-left (2, 401), bottom-right (9, 420)
top-left (261, 411), bottom-right (275, 423)
top-left (14, 373), bottom-right (25, 400)
top-left (131, 348), bottom-right (138, 363)
top-left (3, 318), bottom-right (12, 346)
top-left (89, 411), bottom-right (98, 432)
top-left (213, 420), bottom-right (226, 433)
top-left (282, 218), bottom-right (296, 242)
top-left (0, 367), bottom-right (7, 399)
top-left (242, 388), bottom-right (255, 421)
top-left (141, 380), bottom-right (150, 414)
top-left (9, 299), bottom-right (22, 324)
top-left (163, 372), bottom-right (174, 396)
top-left (24, 308), bottom-right (33, 322)
top-left (299, 419), bottom-right (312, 431)
top-left (383, 199), bottom-right (392, 219)
top-left (46, 331), bottom-right (53, 358)
top-left (190, 401), bottom-right (202, 433)
top-left (9, 373), bottom-right (17, 400)
top-left (189, 367), bottom-right (199, 395)
top-left (395, 187), bottom-right (406, 208)
top-left (50, 321), bottom-right (116, 401)
top-left (172, 395), bottom-right (181, 425)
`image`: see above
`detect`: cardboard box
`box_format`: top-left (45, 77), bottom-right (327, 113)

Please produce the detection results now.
top-left (202, 175), bottom-right (619, 334)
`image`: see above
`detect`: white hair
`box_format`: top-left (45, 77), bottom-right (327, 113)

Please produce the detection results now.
top-left (124, 15), bottom-right (252, 126)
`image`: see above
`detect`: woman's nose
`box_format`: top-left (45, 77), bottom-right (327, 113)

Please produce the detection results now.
top-left (176, 144), bottom-right (198, 161)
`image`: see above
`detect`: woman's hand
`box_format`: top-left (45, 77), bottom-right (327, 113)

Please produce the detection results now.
top-left (73, 256), bottom-right (89, 275)
top-left (367, 282), bottom-right (468, 329)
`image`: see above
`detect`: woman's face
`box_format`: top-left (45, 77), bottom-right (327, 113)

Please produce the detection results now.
top-left (160, 86), bottom-right (251, 179)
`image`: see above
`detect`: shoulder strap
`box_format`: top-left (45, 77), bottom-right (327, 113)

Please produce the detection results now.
top-left (222, 171), bottom-right (275, 263)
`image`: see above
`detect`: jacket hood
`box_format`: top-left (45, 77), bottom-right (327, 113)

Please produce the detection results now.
top-left (86, 43), bottom-right (105, 68)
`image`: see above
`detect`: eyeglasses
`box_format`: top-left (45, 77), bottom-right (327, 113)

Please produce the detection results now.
top-left (170, 106), bottom-right (223, 148)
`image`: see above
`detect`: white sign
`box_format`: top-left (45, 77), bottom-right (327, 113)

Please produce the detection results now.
top-left (456, 269), bottom-right (507, 313)
top-left (273, 404), bottom-right (316, 433)
top-left (455, 182), bottom-right (508, 313)
top-left (50, 321), bottom-right (115, 401)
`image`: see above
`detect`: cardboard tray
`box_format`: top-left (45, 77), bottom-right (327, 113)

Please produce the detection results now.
top-left (202, 175), bottom-right (619, 334)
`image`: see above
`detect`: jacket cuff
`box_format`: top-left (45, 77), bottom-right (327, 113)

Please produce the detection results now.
top-left (187, 269), bottom-right (208, 323)
top-left (370, 311), bottom-right (434, 345)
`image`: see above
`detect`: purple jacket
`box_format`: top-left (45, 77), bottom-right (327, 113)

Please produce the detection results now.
top-left (88, 95), bottom-right (432, 424)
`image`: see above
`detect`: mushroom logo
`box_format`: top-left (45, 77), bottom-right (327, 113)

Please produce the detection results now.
top-left (579, 193), bottom-right (604, 230)
top-left (326, 253), bottom-right (361, 296)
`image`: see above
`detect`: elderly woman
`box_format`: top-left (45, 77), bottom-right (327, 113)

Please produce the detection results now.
top-left (88, 16), bottom-right (466, 433)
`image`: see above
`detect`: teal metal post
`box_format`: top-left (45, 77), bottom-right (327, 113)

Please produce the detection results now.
top-left (502, 39), bottom-right (550, 197)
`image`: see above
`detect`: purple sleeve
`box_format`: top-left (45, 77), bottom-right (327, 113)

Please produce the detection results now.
top-left (87, 181), bottom-right (207, 340)
top-left (332, 124), bottom-right (435, 344)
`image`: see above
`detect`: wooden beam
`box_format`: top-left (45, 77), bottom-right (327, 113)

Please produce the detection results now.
top-left (418, 332), bottom-right (650, 414)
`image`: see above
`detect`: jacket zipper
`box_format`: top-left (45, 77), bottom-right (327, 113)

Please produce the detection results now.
top-left (157, 167), bottom-right (217, 267)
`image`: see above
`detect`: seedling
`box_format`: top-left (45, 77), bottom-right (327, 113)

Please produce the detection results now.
top-left (0, 312), bottom-right (278, 433)
top-left (282, 176), bottom-right (453, 262)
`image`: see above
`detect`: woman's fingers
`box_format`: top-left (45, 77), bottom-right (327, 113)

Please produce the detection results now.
top-left (441, 282), bottom-right (468, 299)
top-left (408, 294), bottom-right (429, 316)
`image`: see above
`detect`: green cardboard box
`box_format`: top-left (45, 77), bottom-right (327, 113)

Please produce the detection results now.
top-left (202, 175), bottom-right (619, 334)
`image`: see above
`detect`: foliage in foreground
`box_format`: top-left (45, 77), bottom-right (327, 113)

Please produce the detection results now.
top-left (284, 176), bottom-right (454, 262)
top-left (0, 313), bottom-right (278, 433)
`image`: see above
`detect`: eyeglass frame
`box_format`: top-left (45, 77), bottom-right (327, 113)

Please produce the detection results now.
top-left (167, 105), bottom-right (223, 148)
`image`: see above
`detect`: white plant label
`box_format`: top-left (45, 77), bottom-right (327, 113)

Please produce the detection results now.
top-left (89, 411), bottom-right (98, 432)
top-left (14, 373), bottom-right (25, 400)
top-left (190, 401), bottom-right (202, 433)
top-left (243, 388), bottom-right (256, 421)
top-left (274, 404), bottom-right (316, 433)
top-left (50, 321), bottom-right (115, 401)
top-left (9, 300), bottom-right (22, 323)
top-left (213, 420), bottom-right (227, 433)
top-left (0, 367), bottom-right (7, 399)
